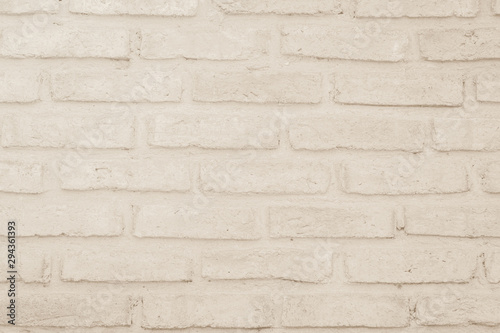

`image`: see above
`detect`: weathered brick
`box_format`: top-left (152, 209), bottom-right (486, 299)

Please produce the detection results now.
top-left (148, 113), bottom-right (278, 149)
top-left (51, 70), bottom-right (182, 102)
top-left (59, 159), bottom-right (190, 192)
top-left (70, 0), bottom-right (198, 16)
top-left (0, 246), bottom-right (50, 283)
top-left (281, 26), bottom-right (408, 62)
top-left (0, 0), bottom-right (59, 13)
top-left (213, 0), bottom-right (341, 14)
top-left (0, 70), bottom-right (40, 102)
top-left (476, 73), bottom-right (500, 103)
top-left (2, 114), bottom-right (134, 149)
top-left (141, 28), bottom-right (268, 60)
top-left (341, 157), bottom-right (469, 195)
top-left (0, 161), bottom-right (43, 194)
top-left (0, 26), bottom-right (129, 59)
top-left (142, 294), bottom-right (275, 328)
top-left (62, 250), bottom-right (192, 282)
top-left (0, 202), bottom-right (123, 237)
top-left (200, 160), bottom-right (330, 194)
top-left (193, 72), bottom-right (322, 104)
top-left (420, 29), bottom-right (500, 61)
top-left (202, 248), bottom-right (332, 282)
top-left (290, 116), bottom-right (425, 152)
top-left (355, 0), bottom-right (478, 17)
top-left (334, 73), bottom-right (463, 106)
top-left (282, 295), bottom-right (409, 327)
top-left (495, 0), bottom-right (500, 14)
top-left (16, 294), bottom-right (132, 327)
top-left (433, 118), bottom-right (500, 151)
top-left (269, 206), bottom-right (394, 238)
top-left (134, 206), bottom-right (259, 239)
top-left (485, 251), bottom-right (500, 283)
top-left (482, 162), bottom-right (500, 193)
top-left (405, 206), bottom-right (500, 237)
top-left (416, 296), bottom-right (500, 325)
top-left (345, 249), bottom-right (476, 283)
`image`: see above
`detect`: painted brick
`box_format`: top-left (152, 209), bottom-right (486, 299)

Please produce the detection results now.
top-left (481, 162), bottom-right (500, 193)
top-left (476, 73), bottom-right (500, 103)
top-left (433, 118), bottom-right (500, 151)
top-left (0, 160), bottom-right (43, 194)
top-left (0, 0), bottom-right (59, 14)
top-left (0, 70), bottom-right (40, 102)
top-left (0, 246), bottom-right (50, 283)
top-left (213, 0), bottom-right (341, 14)
top-left (70, 0), bottom-right (198, 16)
top-left (485, 251), bottom-right (500, 283)
top-left (355, 0), bottom-right (478, 17)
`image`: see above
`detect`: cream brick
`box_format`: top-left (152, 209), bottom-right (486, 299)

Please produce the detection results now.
top-left (2, 114), bottom-right (134, 149)
top-left (16, 294), bottom-right (132, 327)
top-left (476, 73), bottom-right (500, 103)
top-left (0, 202), bottom-right (123, 237)
top-left (495, 0), bottom-right (500, 14)
top-left (405, 206), bottom-right (500, 237)
top-left (281, 26), bottom-right (408, 62)
top-left (433, 118), bottom-right (500, 151)
top-left (0, 26), bottom-right (129, 59)
top-left (213, 0), bottom-right (341, 14)
top-left (334, 73), bottom-right (463, 106)
top-left (0, 246), bottom-right (50, 283)
top-left (282, 295), bottom-right (410, 327)
top-left (202, 248), bottom-right (332, 282)
top-left (193, 72), bottom-right (322, 104)
top-left (485, 251), bottom-right (500, 283)
top-left (290, 116), bottom-right (425, 152)
top-left (51, 70), bottom-right (182, 102)
top-left (416, 296), bottom-right (500, 325)
top-left (269, 206), bottom-right (394, 238)
top-left (341, 157), bottom-right (469, 195)
top-left (148, 113), bottom-right (278, 149)
top-left (420, 29), bottom-right (500, 61)
top-left (70, 0), bottom-right (198, 16)
top-left (59, 159), bottom-right (190, 192)
top-left (200, 160), bottom-right (330, 194)
top-left (142, 294), bottom-right (275, 328)
top-left (345, 249), bottom-right (476, 283)
top-left (0, 160), bottom-right (43, 194)
top-left (141, 28), bottom-right (268, 60)
top-left (482, 162), bottom-right (500, 193)
top-left (62, 250), bottom-right (192, 282)
top-left (0, 70), bottom-right (40, 102)
top-left (355, 0), bottom-right (478, 17)
top-left (0, 0), bottom-right (59, 13)
top-left (134, 206), bottom-right (259, 239)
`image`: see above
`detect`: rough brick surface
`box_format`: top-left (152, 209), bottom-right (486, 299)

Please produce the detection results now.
top-left (355, 0), bottom-right (478, 17)
top-left (482, 162), bottom-right (500, 193)
top-left (433, 118), bottom-right (500, 151)
top-left (0, 160), bottom-right (43, 193)
top-left (213, 0), bottom-right (341, 14)
top-left (476, 73), bottom-right (500, 102)
top-left (0, 0), bottom-right (59, 13)
top-left (0, 70), bottom-right (40, 102)
top-left (485, 251), bottom-right (500, 283)
top-left (69, 0), bottom-right (198, 16)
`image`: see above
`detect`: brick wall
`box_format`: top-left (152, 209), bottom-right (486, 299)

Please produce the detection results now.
top-left (1, 0), bottom-right (500, 331)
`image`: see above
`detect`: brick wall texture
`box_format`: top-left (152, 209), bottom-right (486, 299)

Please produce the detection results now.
top-left (1, 0), bottom-right (500, 332)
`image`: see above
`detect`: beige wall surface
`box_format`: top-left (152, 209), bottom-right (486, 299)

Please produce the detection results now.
top-left (0, 0), bottom-right (500, 332)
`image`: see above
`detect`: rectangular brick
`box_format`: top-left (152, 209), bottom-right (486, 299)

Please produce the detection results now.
top-left (59, 159), bottom-right (190, 192)
top-left (194, 72), bottom-right (322, 104)
top-left (281, 26), bottom-right (408, 62)
top-left (141, 28), bottom-right (268, 60)
top-left (485, 251), bottom-right (500, 283)
top-left (0, 70), bottom-right (40, 102)
top-left (142, 294), bottom-right (275, 328)
top-left (355, 0), bottom-right (478, 17)
top-left (70, 0), bottom-right (198, 16)
top-left (433, 118), bottom-right (500, 151)
top-left (282, 295), bottom-right (409, 327)
top-left (405, 206), bottom-right (500, 237)
top-left (0, 0), bottom-right (59, 13)
top-left (0, 202), bottom-right (123, 236)
top-left (495, 0), bottom-right (500, 14)
top-left (334, 73), bottom-right (463, 106)
top-left (345, 248), bottom-right (476, 283)
top-left (482, 162), bottom-right (500, 193)
top-left (0, 161), bottom-right (43, 193)
top-left (341, 157), bottom-right (469, 195)
top-left (202, 248), bottom-right (332, 282)
top-left (2, 114), bottom-right (134, 149)
top-left (62, 250), bottom-right (192, 282)
top-left (416, 296), bottom-right (500, 325)
top-left (148, 113), bottom-right (278, 149)
top-left (16, 294), bottom-right (132, 327)
top-left (134, 206), bottom-right (259, 239)
top-left (420, 29), bottom-right (500, 61)
top-left (0, 26), bottom-right (129, 59)
top-left (269, 206), bottom-right (394, 238)
top-left (213, 0), bottom-right (341, 14)
top-left (477, 73), bottom-right (500, 103)
top-left (201, 160), bottom-right (330, 194)
top-left (290, 116), bottom-right (425, 152)
top-left (51, 70), bottom-right (182, 102)
top-left (0, 245), bottom-right (50, 283)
